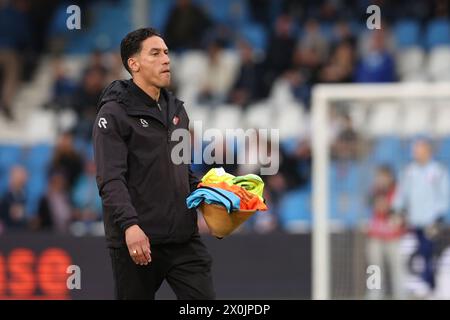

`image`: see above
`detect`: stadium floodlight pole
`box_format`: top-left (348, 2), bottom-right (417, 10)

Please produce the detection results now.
top-left (311, 82), bottom-right (450, 300)
top-left (311, 85), bottom-right (330, 300)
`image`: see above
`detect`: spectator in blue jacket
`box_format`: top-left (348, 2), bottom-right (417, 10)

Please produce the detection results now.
top-left (393, 137), bottom-right (449, 297)
top-left (355, 29), bottom-right (395, 83)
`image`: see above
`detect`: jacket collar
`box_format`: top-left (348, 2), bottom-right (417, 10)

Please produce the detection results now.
top-left (126, 80), bottom-right (165, 125)
top-left (127, 81), bottom-right (184, 128)
top-left (98, 79), bottom-right (184, 128)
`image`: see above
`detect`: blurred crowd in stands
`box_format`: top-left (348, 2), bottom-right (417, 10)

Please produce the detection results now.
top-left (0, 0), bottom-right (449, 237)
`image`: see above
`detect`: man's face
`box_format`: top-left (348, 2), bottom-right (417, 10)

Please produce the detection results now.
top-left (413, 140), bottom-right (432, 164)
top-left (130, 36), bottom-right (171, 88)
top-left (375, 170), bottom-right (393, 189)
top-left (10, 166), bottom-right (27, 190)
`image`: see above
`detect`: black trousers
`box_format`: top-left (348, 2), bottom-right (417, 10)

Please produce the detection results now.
top-left (109, 235), bottom-right (215, 300)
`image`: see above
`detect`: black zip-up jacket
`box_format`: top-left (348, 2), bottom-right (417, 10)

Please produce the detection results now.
top-left (93, 80), bottom-right (200, 248)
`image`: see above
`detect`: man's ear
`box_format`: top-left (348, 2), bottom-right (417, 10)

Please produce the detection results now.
top-left (128, 56), bottom-right (139, 73)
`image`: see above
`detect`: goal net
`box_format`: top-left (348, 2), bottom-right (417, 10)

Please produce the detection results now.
top-left (311, 83), bottom-right (450, 300)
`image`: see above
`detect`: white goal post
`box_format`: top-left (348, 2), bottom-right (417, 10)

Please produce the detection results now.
top-left (311, 82), bottom-right (450, 300)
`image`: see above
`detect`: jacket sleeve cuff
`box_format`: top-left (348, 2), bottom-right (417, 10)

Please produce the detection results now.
top-left (121, 218), bottom-right (139, 233)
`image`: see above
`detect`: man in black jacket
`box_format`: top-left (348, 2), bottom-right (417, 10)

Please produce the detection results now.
top-left (93, 28), bottom-right (215, 300)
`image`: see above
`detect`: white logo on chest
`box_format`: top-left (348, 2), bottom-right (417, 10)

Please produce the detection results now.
top-left (140, 118), bottom-right (149, 127)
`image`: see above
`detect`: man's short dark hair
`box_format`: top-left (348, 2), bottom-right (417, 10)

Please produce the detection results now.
top-left (120, 28), bottom-right (161, 74)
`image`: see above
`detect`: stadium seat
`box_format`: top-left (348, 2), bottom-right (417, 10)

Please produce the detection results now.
top-left (433, 102), bottom-right (450, 137)
top-left (425, 19), bottom-right (450, 48)
top-left (370, 136), bottom-right (403, 167)
top-left (276, 102), bottom-right (306, 140)
top-left (329, 161), bottom-right (363, 193)
top-left (0, 145), bottom-right (23, 194)
top-left (436, 136), bottom-right (450, 161)
top-left (367, 102), bottom-right (401, 136)
top-left (48, 2), bottom-right (75, 37)
top-left (394, 20), bottom-right (421, 48)
top-left (240, 23), bottom-right (268, 53)
top-left (149, 0), bottom-right (176, 33)
top-left (399, 137), bottom-right (417, 164)
top-left (24, 144), bottom-right (53, 172)
top-left (396, 47), bottom-right (426, 80)
top-left (0, 145), bottom-right (22, 196)
top-left (346, 103), bottom-right (368, 132)
top-left (280, 137), bottom-right (300, 156)
top-left (187, 105), bottom-right (211, 129)
top-left (195, 0), bottom-right (249, 26)
top-left (24, 109), bottom-right (59, 144)
top-left (209, 104), bottom-right (243, 132)
top-left (244, 102), bottom-right (272, 129)
top-left (175, 49), bottom-right (207, 106)
top-left (329, 191), bottom-right (365, 228)
top-left (0, 144), bottom-right (22, 170)
top-left (64, 0), bottom-right (131, 53)
top-left (222, 49), bottom-right (241, 81)
top-left (279, 189), bottom-right (312, 232)
top-left (399, 101), bottom-right (432, 136)
top-left (329, 161), bottom-right (372, 228)
top-left (427, 46), bottom-right (450, 81)
top-left (270, 77), bottom-right (301, 108)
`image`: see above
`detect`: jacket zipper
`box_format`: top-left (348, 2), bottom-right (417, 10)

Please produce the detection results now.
top-left (165, 103), bottom-right (184, 236)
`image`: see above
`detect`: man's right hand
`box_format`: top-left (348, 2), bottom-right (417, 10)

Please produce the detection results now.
top-left (125, 224), bottom-right (151, 265)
